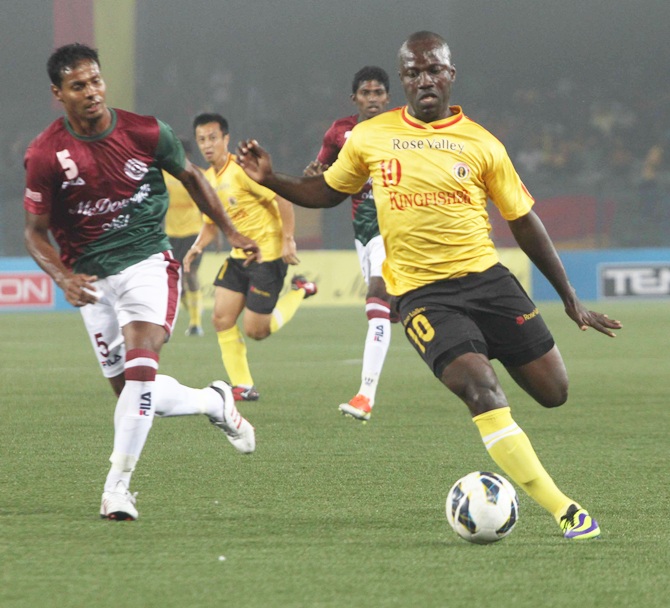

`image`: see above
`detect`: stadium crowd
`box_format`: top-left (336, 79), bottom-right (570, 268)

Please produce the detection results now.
top-left (2, 69), bottom-right (669, 254)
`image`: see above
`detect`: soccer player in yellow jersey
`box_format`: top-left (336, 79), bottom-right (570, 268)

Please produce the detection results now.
top-left (237, 31), bottom-right (623, 539)
top-left (185, 113), bottom-right (316, 402)
top-left (164, 140), bottom-right (205, 337)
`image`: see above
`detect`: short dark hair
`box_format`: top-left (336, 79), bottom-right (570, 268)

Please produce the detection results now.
top-left (47, 43), bottom-right (100, 87)
top-left (352, 66), bottom-right (390, 95)
top-left (193, 113), bottom-right (229, 135)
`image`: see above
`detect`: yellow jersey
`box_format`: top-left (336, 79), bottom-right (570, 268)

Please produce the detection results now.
top-left (163, 170), bottom-right (203, 238)
top-left (324, 106), bottom-right (534, 296)
top-left (203, 155), bottom-right (284, 261)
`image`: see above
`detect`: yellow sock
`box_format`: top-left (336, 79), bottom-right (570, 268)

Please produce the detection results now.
top-left (216, 326), bottom-right (253, 387)
top-left (185, 290), bottom-right (203, 328)
top-left (269, 289), bottom-right (305, 333)
top-left (473, 407), bottom-right (574, 522)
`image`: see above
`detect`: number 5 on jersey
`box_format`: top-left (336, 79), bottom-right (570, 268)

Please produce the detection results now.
top-left (57, 149), bottom-right (79, 180)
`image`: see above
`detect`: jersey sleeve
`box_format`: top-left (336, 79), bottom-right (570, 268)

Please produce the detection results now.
top-left (484, 142), bottom-right (535, 220)
top-left (155, 120), bottom-right (187, 176)
top-left (322, 127), bottom-right (369, 195)
top-left (316, 124), bottom-right (340, 166)
top-left (23, 142), bottom-right (57, 215)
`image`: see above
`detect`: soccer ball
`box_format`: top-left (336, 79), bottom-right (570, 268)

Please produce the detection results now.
top-left (446, 471), bottom-right (519, 544)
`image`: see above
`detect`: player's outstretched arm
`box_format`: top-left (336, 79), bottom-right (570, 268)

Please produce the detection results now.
top-left (236, 139), bottom-right (348, 209)
top-left (24, 211), bottom-right (99, 307)
top-left (508, 210), bottom-right (622, 337)
top-left (178, 160), bottom-right (262, 264)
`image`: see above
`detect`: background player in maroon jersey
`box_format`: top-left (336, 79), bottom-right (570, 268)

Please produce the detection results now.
top-left (24, 43), bottom-right (260, 521)
top-left (304, 66), bottom-right (392, 422)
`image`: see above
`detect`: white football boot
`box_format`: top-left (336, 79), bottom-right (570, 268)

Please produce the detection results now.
top-left (208, 381), bottom-right (256, 454)
top-left (100, 481), bottom-right (138, 521)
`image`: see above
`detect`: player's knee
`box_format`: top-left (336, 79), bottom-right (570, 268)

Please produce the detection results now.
top-left (442, 376), bottom-right (507, 415)
top-left (245, 326), bottom-right (271, 340)
top-left (537, 384), bottom-right (568, 408)
top-left (212, 312), bottom-right (236, 332)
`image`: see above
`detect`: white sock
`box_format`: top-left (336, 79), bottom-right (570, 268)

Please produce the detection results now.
top-left (153, 374), bottom-right (222, 419)
top-left (104, 349), bottom-right (158, 492)
top-left (104, 379), bottom-right (155, 492)
top-left (359, 299), bottom-right (392, 405)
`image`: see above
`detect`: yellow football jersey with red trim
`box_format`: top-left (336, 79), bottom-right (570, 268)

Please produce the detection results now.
top-left (163, 170), bottom-right (203, 238)
top-left (203, 155), bottom-right (284, 261)
top-left (324, 105), bottom-right (534, 296)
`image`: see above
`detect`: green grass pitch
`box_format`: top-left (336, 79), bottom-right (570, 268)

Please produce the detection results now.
top-left (0, 302), bottom-right (667, 608)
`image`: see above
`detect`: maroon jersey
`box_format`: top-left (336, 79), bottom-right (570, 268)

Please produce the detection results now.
top-left (24, 108), bottom-right (185, 277)
top-left (317, 115), bottom-right (379, 245)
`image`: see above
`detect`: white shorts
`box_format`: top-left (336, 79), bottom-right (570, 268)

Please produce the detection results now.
top-left (354, 234), bottom-right (386, 286)
top-left (79, 251), bottom-right (182, 378)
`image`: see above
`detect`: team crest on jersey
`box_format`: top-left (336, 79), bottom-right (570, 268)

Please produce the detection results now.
top-left (453, 162), bottom-right (470, 181)
top-left (124, 158), bottom-right (149, 180)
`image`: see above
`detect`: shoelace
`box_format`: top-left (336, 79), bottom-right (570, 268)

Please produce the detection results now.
top-left (560, 506), bottom-right (578, 530)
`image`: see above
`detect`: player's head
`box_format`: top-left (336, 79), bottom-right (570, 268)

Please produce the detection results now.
top-left (351, 66), bottom-right (391, 121)
top-left (352, 66), bottom-right (390, 95)
top-left (47, 43), bottom-right (100, 87)
top-left (193, 113), bottom-right (230, 168)
top-left (397, 31), bottom-right (456, 123)
top-left (47, 43), bottom-right (108, 128)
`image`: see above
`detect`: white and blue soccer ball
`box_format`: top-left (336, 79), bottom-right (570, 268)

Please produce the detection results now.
top-left (446, 471), bottom-right (519, 544)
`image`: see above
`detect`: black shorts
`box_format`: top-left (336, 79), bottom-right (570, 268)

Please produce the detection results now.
top-left (169, 235), bottom-right (201, 270)
top-left (214, 257), bottom-right (288, 314)
top-left (397, 263), bottom-right (554, 377)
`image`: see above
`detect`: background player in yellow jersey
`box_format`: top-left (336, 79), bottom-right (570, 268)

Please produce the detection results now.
top-left (304, 66), bottom-right (393, 422)
top-left (236, 31), bottom-right (622, 539)
top-left (164, 139), bottom-right (205, 337)
top-left (185, 113), bottom-right (316, 402)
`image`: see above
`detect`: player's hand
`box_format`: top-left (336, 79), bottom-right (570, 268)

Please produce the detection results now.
top-left (228, 232), bottom-right (263, 266)
top-left (183, 246), bottom-right (202, 273)
top-left (282, 236), bottom-right (300, 265)
top-left (236, 139), bottom-right (272, 184)
top-left (565, 301), bottom-right (622, 337)
top-left (61, 272), bottom-right (100, 307)
top-left (303, 160), bottom-right (328, 177)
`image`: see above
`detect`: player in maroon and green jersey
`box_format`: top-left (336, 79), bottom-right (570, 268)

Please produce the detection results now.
top-left (304, 67), bottom-right (392, 422)
top-left (26, 107), bottom-right (189, 276)
top-left (23, 43), bottom-right (260, 521)
top-left (237, 32), bottom-right (622, 540)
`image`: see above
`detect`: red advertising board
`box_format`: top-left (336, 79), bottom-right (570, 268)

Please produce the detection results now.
top-left (0, 273), bottom-right (54, 308)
